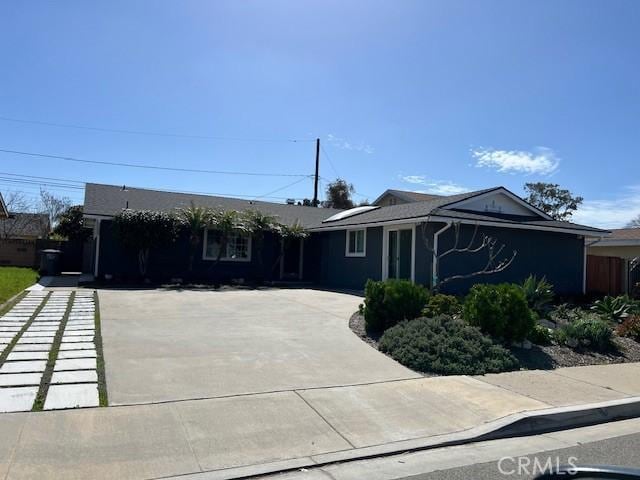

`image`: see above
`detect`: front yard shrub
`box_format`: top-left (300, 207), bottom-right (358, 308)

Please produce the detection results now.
top-left (617, 316), bottom-right (640, 342)
top-left (591, 295), bottom-right (634, 323)
top-left (554, 316), bottom-right (614, 352)
top-left (520, 275), bottom-right (554, 316)
top-left (363, 279), bottom-right (428, 333)
top-left (463, 283), bottom-right (535, 342)
top-left (421, 293), bottom-right (461, 318)
top-left (528, 324), bottom-right (553, 346)
top-left (379, 315), bottom-right (520, 375)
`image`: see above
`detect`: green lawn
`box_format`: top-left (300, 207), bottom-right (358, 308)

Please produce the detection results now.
top-left (0, 266), bottom-right (39, 304)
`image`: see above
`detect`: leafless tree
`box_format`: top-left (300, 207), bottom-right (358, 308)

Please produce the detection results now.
top-left (39, 188), bottom-right (71, 229)
top-left (421, 221), bottom-right (517, 291)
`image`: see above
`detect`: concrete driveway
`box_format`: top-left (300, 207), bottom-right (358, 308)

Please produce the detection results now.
top-left (98, 287), bottom-right (420, 405)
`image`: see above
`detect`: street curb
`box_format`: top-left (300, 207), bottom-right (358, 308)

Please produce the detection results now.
top-left (158, 396), bottom-right (640, 480)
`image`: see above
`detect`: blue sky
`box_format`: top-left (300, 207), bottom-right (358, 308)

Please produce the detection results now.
top-left (0, 0), bottom-right (638, 228)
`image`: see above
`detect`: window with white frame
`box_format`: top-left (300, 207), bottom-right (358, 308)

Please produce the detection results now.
top-left (203, 230), bottom-right (252, 261)
top-left (345, 229), bottom-right (366, 257)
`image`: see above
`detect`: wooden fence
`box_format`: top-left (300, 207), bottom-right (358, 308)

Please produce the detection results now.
top-left (586, 255), bottom-right (624, 296)
top-left (0, 238), bottom-right (86, 271)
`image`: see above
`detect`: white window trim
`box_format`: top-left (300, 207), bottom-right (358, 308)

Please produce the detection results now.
top-left (202, 228), bottom-right (252, 262)
top-left (345, 228), bottom-right (367, 257)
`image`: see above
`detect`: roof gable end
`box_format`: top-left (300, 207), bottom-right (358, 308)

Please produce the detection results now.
top-left (439, 187), bottom-right (553, 220)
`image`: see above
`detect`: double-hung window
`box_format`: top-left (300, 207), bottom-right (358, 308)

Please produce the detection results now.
top-left (345, 229), bottom-right (366, 257)
top-left (203, 230), bottom-right (252, 262)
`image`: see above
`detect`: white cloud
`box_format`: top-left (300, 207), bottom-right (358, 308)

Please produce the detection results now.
top-left (327, 134), bottom-right (374, 154)
top-left (572, 186), bottom-right (640, 229)
top-left (472, 147), bottom-right (559, 175)
top-left (398, 175), bottom-right (469, 195)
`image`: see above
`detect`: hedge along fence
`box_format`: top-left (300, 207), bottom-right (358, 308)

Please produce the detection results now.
top-left (112, 206), bottom-right (309, 279)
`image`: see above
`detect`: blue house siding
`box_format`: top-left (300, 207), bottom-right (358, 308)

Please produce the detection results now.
top-left (97, 220), bottom-right (283, 282)
top-left (428, 222), bottom-right (584, 295)
top-left (317, 227), bottom-right (383, 290)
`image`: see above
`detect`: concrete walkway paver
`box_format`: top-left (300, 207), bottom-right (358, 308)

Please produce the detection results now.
top-left (476, 369), bottom-right (628, 406)
top-left (298, 376), bottom-right (548, 447)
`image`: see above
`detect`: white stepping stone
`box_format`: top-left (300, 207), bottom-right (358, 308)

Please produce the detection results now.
top-left (58, 350), bottom-right (97, 359)
top-left (0, 327), bottom-right (22, 332)
top-left (44, 384), bottom-right (99, 410)
top-left (0, 386), bottom-right (38, 412)
top-left (6, 351), bottom-right (49, 361)
top-left (51, 370), bottom-right (97, 384)
top-left (0, 332), bottom-right (16, 338)
top-left (0, 360), bottom-right (47, 373)
top-left (63, 330), bottom-right (95, 336)
top-left (27, 326), bottom-right (59, 332)
top-left (22, 331), bottom-right (57, 337)
top-left (65, 324), bottom-right (94, 331)
top-left (62, 336), bottom-right (94, 343)
top-left (17, 337), bottom-right (54, 344)
top-left (13, 344), bottom-right (51, 352)
top-left (59, 342), bottom-right (94, 351)
top-left (0, 372), bottom-right (43, 386)
top-left (54, 358), bottom-right (96, 371)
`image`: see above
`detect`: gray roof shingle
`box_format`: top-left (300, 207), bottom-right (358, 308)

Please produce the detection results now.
top-left (83, 183), bottom-right (342, 228)
top-left (311, 186), bottom-right (607, 235)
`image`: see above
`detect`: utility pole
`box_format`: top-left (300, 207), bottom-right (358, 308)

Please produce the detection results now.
top-left (312, 137), bottom-right (320, 207)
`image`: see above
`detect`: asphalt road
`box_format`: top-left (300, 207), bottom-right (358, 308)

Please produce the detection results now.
top-left (406, 432), bottom-right (640, 480)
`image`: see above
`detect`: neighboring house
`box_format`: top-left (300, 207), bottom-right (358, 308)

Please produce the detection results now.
top-left (0, 212), bottom-right (50, 240)
top-left (373, 189), bottom-right (443, 207)
top-left (588, 228), bottom-right (640, 295)
top-left (83, 183), bottom-right (607, 294)
top-left (0, 193), bottom-right (8, 219)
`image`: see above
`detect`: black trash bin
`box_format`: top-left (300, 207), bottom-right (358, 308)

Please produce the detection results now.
top-left (39, 249), bottom-right (62, 275)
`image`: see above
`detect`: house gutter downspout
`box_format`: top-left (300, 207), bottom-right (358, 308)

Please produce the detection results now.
top-left (432, 221), bottom-right (452, 290)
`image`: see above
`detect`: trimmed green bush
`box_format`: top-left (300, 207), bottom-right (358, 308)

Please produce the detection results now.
top-left (554, 316), bottom-right (614, 351)
top-left (617, 316), bottom-right (640, 342)
top-left (379, 315), bottom-right (520, 375)
top-left (463, 283), bottom-right (535, 342)
top-left (363, 279), bottom-right (428, 332)
top-left (528, 324), bottom-right (553, 346)
top-left (422, 293), bottom-right (461, 318)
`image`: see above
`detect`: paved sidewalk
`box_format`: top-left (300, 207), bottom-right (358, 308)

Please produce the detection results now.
top-left (1, 362), bottom-right (639, 480)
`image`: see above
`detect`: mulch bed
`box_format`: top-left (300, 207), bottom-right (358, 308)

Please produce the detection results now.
top-left (349, 312), bottom-right (640, 372)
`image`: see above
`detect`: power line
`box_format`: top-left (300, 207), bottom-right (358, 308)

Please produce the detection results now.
top-left (252, 176), bottom-right (310, 200)
top-left (320, 144), bottom-right (341, 178)
top-left (0, 171), bottom-right (311, 202)
top-left (0, 115), bottom-right (315, 143)
top-left (0, 148), bottom-right (313, 178)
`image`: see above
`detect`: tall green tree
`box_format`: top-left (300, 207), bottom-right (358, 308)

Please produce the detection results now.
top-left (323, 178), bottom-right (355, 210)
top-left (524, 182), bottom-right (583, 221)
top-left (53, 205), bottom-right (91, 241)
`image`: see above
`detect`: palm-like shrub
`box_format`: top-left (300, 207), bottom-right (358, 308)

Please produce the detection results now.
top-left (520, 275), bottom-right (554, 316)
top-left (176, 202), bottom-right (213, 273)
top-left (591, 295), bottom-right (634, 323)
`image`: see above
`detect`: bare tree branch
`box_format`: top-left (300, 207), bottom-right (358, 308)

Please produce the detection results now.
top-left (421, 220), bottom-right (518, 291)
